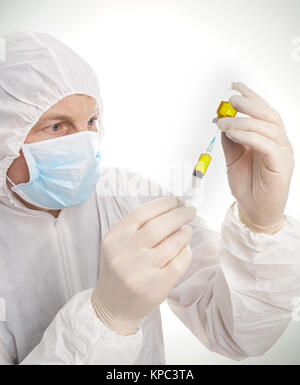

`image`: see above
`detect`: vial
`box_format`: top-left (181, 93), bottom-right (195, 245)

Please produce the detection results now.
top-left (213, 88), bottom-right (238, 123)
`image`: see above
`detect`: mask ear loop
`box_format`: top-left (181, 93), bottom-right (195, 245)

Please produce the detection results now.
top-left (6, 175), bottom-right (16, 187)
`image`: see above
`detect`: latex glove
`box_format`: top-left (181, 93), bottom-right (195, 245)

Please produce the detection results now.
top-left (92, 197), bottom-right (196, 336)
top-left (218, 82), bottom-right (294, 234)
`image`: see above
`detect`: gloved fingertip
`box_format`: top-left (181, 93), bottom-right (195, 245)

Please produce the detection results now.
top-left (175, 196), bottom-right (184, 207)
top-left (229, 95), bottom-right (240, 108)
top-left (232, 81), bottom-right (246, 90)
top-left (186, 244), bottom-right (192, 252)
top-left (185, 206), bottom-right (197, 218)
top-left (217, 118), bottom-right (227, 131)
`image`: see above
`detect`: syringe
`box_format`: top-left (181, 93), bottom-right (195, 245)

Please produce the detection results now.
top-left (180, 88), bottom-right (238, 207)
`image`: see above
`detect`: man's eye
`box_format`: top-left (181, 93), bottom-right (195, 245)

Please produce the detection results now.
top-left (50, 124), bottom-right (60, 132)
top-left (88, 117), bottom-right (97, 127)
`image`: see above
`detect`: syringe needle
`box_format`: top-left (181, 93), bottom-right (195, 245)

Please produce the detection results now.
top-left (207, 134), bottom-right (218, 153)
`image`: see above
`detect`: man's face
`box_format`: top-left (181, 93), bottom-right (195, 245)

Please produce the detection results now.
top-left (7, 94), bottom-right (99, 186)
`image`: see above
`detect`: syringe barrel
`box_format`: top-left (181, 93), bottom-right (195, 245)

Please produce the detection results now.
top-left (180, 175), bottom-right (203, 207)
top-left (194, 152), bottom-right (212, 177)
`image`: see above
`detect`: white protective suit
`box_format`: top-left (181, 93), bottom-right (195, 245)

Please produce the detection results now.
top-left (0, 30), bottom-right (300, 365)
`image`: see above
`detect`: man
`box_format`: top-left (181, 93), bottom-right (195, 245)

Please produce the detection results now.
top-left (0, 30), bottom-right (299, 365)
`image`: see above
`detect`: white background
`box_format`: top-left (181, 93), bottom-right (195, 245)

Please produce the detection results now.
top-left (1, 0), bottom-right (300, 364)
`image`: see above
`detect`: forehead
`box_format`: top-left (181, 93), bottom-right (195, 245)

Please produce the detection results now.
top-left (40, 94), bottom-right (98, 121)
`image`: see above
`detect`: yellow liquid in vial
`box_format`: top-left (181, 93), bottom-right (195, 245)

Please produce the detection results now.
top-left (217, 101), bottom-right (237, 119)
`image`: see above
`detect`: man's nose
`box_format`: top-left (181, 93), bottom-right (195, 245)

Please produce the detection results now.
top-left (70, 119), bottom-right (98, 134)
top-left (73, 123), bottom-right (88, 133)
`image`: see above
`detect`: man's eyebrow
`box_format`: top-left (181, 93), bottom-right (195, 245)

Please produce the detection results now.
top-left (40, 113), bottom-right (72, 122)
top-left (40, 108), bottom-right (100, 123)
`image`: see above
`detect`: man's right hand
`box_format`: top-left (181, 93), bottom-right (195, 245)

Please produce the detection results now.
top-left (91, 197), bottom-right (196, 335)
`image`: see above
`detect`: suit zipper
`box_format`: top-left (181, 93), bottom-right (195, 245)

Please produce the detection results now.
top-left (54, 218), bottom-right (73, 301)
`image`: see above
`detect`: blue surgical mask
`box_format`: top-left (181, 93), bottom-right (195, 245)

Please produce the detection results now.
top-left (7, 131), bottom-right (101, 210)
